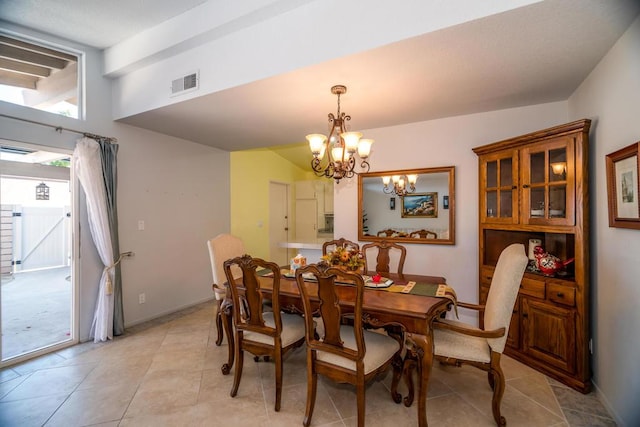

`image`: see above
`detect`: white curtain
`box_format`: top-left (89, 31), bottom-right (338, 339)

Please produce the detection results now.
top-left (73, 137), bottom-right (115, 342)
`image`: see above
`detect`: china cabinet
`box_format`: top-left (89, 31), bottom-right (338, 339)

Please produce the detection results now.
top-left (473, 119), bottom-right (591, 393)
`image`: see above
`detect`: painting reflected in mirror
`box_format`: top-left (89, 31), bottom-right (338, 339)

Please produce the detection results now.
top-left (358, 167), bottom-right (455, 245)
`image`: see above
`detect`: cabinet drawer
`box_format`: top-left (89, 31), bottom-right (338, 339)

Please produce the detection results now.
top-left (480, 266), bottom-right (494, 286)
top-left (520, 277), bottom-right (545, 299)
top-left (548, 283), bottom-right (576, 307)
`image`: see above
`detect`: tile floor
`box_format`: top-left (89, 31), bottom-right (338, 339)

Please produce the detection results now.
top-left (0, 300), bottom-right (616, 426)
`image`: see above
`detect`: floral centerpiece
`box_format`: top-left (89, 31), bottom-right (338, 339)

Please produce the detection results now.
top-left (321, 246), bottom-right (365, 272)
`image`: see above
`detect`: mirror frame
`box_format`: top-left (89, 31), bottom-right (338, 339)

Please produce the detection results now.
top-left (358, 166), bottom-right (455, 245)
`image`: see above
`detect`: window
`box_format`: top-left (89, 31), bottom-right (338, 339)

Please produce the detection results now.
top-left (0, 34), bottom-right (81, 119)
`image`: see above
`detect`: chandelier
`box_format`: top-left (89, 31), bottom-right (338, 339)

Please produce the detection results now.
top-left (382, 174), bottom-right (417, 196)
top-left (306, 85), bottom-right (373, 182)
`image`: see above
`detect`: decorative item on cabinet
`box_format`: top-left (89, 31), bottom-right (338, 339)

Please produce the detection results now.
top-left (533, 246), bottom-right (574, 277)
top-left (473, 119), bottom-right (591, 393)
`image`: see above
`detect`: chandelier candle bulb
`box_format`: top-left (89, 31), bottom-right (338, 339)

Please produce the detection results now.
top-left (341, 131), bottom-right (362, 152)
top-left (307, 134), bottom-right (327, 156)
top-left (357, 139), bottom-right (373, 158)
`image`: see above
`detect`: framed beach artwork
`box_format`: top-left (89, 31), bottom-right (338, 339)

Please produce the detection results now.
top-left (401, 192), bottom-right (438, 218)
top-left (606, 142), bottom-right (640, 229)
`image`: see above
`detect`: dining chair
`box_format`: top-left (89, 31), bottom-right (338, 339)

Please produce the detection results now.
top-left (361, 240), bottom-right (407, 275)
top-left (294, 263), bottom-right (403, 427)
top-left (409, 229), bottom-right (437, 239)
top-left (207, 233), bottom-right (246, 346)
top-left (432, 243), bottom-right (528, 426)
top-left (322, 237), bottom-right (359, 255)
top-left (224, 254), bottom-right (306, 411)
top-left (376, 228), bottom-right (397, 237)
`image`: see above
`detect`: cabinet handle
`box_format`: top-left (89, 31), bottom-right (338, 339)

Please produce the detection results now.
top-left (512, 186), bottom-right (517, 189)
top-left (556, 292), bottom-right (564, 297)
top-left (522, 184), bottom-right (530, 188)
top-left (522, 313), bottom-right (528, 318)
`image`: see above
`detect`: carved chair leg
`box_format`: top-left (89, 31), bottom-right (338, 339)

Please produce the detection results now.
top-left (215, 300), bottom-right (224, 346)
top-left (488, 370), bottom-right (495, 390)
top-left (356, 380), bottom-right (366, 427)
top-left (303, 352), bottom-right (317, 427)
top-left (231, 339), bottom-right (244, 397)
top-left (221, 306), bottom-right (234, 375)
top-left (490, 353), bottom-right (506, 426)
top-left (274, 347), bottom-right (283, 412)
top-left (390, 354), bottom-right (404, 404)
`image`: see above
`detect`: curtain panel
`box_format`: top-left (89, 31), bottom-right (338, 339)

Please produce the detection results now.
top-left (73, 137), bottom-right (122, 341)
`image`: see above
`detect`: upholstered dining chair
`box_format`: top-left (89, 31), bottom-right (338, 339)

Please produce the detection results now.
top-left (432, 243), bottom-right (528, 426)
top-left (207, 233), bottom-right (245, 346)
top-left (361, 240), bottom-right (407, 275)
top-left (294, 263), bottom-right (403, 427)
top-left (322, 237), bottom-right (359, 255)
top-left (224, 254), bottom-right (306, 411)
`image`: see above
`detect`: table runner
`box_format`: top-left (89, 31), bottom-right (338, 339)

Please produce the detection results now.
top-left (258, 268), bottom-right (457, 316)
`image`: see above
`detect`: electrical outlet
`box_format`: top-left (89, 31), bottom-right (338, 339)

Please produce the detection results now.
top-left (138, 293), bottom-right (146, 304)
top-left (138, 220), bottom-right (145, 230)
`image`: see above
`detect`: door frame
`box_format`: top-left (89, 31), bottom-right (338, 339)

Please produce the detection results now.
top-left (268, 181), bottom-right (291, 266)
top-left (0, 139), bottom-right (80, 367)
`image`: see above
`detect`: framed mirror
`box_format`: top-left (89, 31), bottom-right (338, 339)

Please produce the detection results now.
top-left (358, 166), bottom-right (455, 245)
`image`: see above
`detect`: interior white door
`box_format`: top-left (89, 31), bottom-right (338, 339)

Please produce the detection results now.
top-left (269, 182), bottom-right (289, 266)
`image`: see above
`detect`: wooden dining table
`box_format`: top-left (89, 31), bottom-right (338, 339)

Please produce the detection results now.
top-left (219, 270), bottom-right (452, 427)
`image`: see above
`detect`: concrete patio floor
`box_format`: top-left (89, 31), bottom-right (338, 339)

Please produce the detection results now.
top-left (1, 267), bottom-right (72, 361)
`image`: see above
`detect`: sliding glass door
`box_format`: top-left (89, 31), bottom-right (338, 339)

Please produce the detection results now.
top-left (0, 140), bottom-right (78, 365)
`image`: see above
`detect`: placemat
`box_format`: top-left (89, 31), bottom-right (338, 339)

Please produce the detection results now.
top-left (387, 282), bottom-right (458, 317)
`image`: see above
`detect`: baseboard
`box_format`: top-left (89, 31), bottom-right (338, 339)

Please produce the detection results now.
top-left (591, 380), bottom-right (624, 426)
top-left (124, 296), bottom-right (215, 328)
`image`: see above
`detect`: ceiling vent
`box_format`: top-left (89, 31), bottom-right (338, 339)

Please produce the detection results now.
top-left (170, 71), bottom-right (199, 97)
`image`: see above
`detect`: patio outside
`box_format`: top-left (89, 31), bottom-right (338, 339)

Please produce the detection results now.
top-left (1, 266), bottom-right (72, 361)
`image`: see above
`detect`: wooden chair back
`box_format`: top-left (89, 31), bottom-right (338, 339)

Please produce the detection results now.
top-left (409, 229), bottom-right (437, 239)
top-left (295, 263), bottom-right (366, 363)
top-left (376, 228), bottom-right (396, 237)
top-left (322, 238), bottom-right (360, 255)
top-left (224, 255), bottom-right (282, 338)
top-left (361, 240), bottom-right (407, 275)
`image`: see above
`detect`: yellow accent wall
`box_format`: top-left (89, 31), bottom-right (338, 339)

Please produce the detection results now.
top-left (230, 148), bottom-right (315, 258)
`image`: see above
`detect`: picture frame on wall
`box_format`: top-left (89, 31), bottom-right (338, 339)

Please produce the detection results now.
top-left (401, 192), bottom-right (438, 218)
top-left (606, 141), bottom-right (640, 229)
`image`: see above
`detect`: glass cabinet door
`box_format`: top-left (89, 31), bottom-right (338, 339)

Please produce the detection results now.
top-left (521, 136), bottom-right (575, 226)
top-left (480, 151), bottom-right (518, 223)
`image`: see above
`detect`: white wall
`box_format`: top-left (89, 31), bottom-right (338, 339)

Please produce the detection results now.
top-left (0, 24), bottom-right (231, 340)
top-left (568, 15), bottom-right (640, 426)
top-left (334, 101), bottom-right (568, 323)
top-left (109, 0), bottom-right (539, 119)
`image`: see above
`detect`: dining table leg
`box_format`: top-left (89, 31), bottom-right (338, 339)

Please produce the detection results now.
top-left (408, 332), bottom-right (434, 427)
top-left (220, 298), bottom-right (234, 375)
